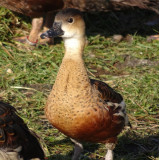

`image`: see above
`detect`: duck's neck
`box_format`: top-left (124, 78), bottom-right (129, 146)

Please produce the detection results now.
top-left (64, 37), bottom-right (84, 59)
top-left (53, 37), bottom-right (91, 94)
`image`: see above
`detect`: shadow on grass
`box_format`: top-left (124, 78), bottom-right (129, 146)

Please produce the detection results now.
top-left (46, 137), bottom-right (100, 160)
top-left (115, 131), bottom-right (159, 160)
top-left (46, 130), bottom-right (158, 160)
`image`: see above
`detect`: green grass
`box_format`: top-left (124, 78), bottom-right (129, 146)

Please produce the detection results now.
top-left (0, 7), bottom-right (159, 160)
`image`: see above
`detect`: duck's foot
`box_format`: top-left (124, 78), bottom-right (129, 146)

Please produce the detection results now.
top-left (13, 35), bottom-right (54, 47)
top-left (12, 37), bottom-right (35, 51)
top-left (14, 36), bottom-right (38, 45)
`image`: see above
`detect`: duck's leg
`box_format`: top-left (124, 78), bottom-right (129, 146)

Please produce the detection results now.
top-left (71, 138), bottom-right (83, 160)
top-left (27, 17), bottom-right (43, 45)
top-left (14, 17), bottom-right (43, 46)
top-left (105, 143), bottom-right (116, 160)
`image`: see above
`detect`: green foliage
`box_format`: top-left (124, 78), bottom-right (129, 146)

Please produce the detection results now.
top-left (0, 8), bottom-right (14, 41)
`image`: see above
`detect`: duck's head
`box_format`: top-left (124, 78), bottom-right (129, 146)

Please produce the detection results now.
top-left (40, 8), bottom-right (85, 40)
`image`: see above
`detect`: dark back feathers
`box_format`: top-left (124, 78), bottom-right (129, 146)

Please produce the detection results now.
top-left (90, 79), bottom-right (123, 104)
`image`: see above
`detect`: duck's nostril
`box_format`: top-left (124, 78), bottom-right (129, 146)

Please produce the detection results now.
top-left (53, 22), bottom-right (61, 29)
top-left (48, 30), bottom-right (54, 37)
top-left (40, 33), bottom-right (47, 39)
top-left (40, 29), bottom-right (54, 39)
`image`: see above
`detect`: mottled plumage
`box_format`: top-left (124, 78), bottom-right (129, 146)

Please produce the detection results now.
top-left (90, 79), bottom-right (123, 103)
top-left (0, 101), bottom-right (45, 160)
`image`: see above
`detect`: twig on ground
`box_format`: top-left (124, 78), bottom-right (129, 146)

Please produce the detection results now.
top-left (0, 42), bottom-right (15, 60)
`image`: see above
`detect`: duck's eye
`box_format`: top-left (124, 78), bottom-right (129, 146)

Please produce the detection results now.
top-left (67, 18), bottom-right (73, 23)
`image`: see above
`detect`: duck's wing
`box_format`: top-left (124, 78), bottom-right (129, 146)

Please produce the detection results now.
top-left (90, 79), bottom-right (123, 104)
top-left (90, 79), bottom-right (131, 128)
top-left (0, 101), bottom-right (45, 160)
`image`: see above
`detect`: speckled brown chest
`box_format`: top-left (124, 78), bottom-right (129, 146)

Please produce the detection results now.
top-left (45, 59), bottom-right (124, 143)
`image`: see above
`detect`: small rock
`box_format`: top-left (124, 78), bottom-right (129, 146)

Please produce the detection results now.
top-left (123, 34), bottom-right (133, 43)
top-left (147, 35), bottom-right (159, 42)
top-left (112, 34), bottom-right (123, 43)
top-left (6, 68), bottom-right (13, 74)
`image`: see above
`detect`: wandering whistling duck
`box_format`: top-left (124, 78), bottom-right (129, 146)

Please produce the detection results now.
top-left (0, 0), bottom-right (158, 46)
top-left (0, 101), bottom-right (45, 160)
top-left (41, 8), bottom-right (130, 160)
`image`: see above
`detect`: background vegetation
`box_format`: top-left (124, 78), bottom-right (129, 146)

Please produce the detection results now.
top-left (0, 7), bottom-right (158, 160)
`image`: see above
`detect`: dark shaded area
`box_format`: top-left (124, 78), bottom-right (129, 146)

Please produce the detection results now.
top-left (52, 8), bottom-right (159, 45)
top-left (46, 137), bottom-right (101, 160)
top-left (45, 130), bottom-right (158, 160)
top-left (0, 7), bottom-right (158, 43)
top-left (84, 9), bottom-right (158, 37)
top-left (115, 132), bottom-right (159, 160)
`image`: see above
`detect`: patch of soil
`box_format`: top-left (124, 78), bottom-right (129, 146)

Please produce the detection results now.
top-left (114, 55), bottom-right (158, 68)
top-left (90, 55), bottom-right (158, 78)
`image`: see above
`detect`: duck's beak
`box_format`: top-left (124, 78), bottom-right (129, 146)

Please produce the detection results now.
top-left (40, 22), bottom-right (64, 39)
